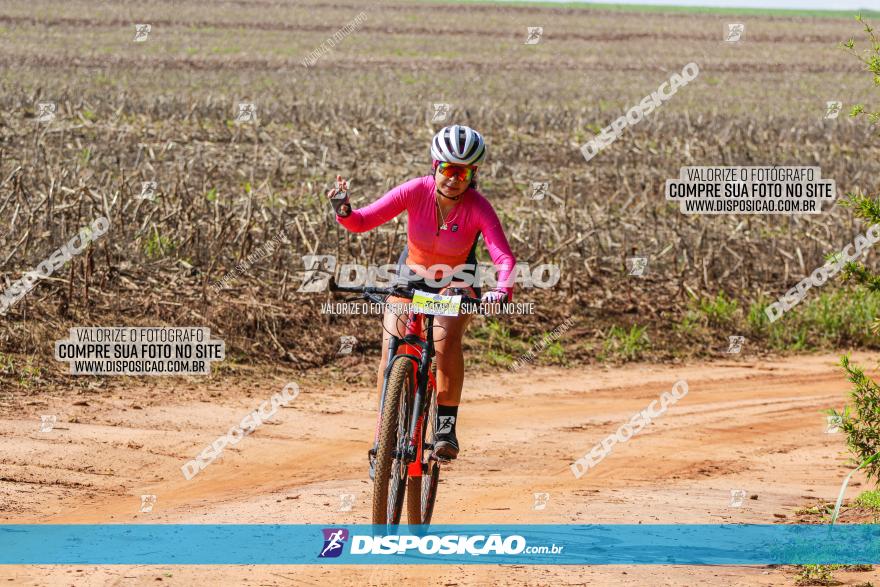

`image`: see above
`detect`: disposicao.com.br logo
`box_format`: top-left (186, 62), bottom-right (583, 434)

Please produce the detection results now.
top-left (318, 528), bottom-right (349, 558)
top-left (317, 528), bottom-right (563, 557)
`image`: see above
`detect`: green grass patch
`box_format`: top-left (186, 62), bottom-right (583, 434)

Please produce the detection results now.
top-left (697, 291), bottom-right (739, 327)
top-left (795, 564), bottom-right (843, 586)
top-left (0, 353), bottom-right (44, 388)
top-left (143, 231), bottom-right (176, 259)
top-left (855, 490), bottom-right (880, 511)
top-left (425, 0), bottom-right (880, 19)
top-left (470, 319), bottom-right (529, 357)
top-left (601, 324), bottom-right (649, 361)
top-left (748, 288), bottom-right (880, 350)
top-left (675, 291), bottom-right (739, 334)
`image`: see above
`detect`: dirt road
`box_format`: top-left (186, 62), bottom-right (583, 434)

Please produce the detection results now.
top-left (2, 353), bottom-right (878, 586)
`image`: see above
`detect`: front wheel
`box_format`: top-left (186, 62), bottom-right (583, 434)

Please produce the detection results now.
top-left (371, 359), bottom-right (414, 527)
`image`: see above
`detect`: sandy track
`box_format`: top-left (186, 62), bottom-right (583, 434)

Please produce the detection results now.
top-left (2, 353), bottom-right (879, 585)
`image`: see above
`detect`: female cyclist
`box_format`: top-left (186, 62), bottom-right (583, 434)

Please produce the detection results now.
top-left (327, 125), bottom-right (517, 461)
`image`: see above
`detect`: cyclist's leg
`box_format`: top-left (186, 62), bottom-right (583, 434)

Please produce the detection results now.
top-left (433, 313), bottom-right (473, 405)
top-left (433, 278), bottom-right (480, 405)
top-left (431, 284), bottom-right (477, 459)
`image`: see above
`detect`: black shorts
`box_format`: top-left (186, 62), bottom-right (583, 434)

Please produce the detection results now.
top-left (391, 246), bottom-right (482, 298)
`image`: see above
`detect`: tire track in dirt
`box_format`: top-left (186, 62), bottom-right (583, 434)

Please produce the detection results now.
top-left (1, 353), bottom-right (877, 586)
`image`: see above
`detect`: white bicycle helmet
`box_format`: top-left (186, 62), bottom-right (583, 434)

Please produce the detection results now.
top-left (430, 125), bottom-right (487, 166)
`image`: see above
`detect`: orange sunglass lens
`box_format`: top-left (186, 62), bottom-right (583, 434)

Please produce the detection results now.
top-left (439, 164), bottom-right (473, 182)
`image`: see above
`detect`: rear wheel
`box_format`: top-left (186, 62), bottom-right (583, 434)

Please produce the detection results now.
top-left (371, 359), bottom-right (414, 528)
top-left (406, 365), bottom-right (440, 526)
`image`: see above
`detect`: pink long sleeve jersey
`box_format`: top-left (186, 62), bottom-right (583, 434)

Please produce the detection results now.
top-left (335, 175), bottom-right (517, 298)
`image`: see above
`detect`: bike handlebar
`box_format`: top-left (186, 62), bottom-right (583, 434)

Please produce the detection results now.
top-left (329, 278), bottom-right (486, 310)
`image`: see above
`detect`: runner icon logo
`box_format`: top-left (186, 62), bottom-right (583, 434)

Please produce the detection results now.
top-left (437, 416), bottom-right (455, 433)
top-left (431, 103), bottom-right (451, 123)
top-left (726, 336), bottom-right (745, 354)
top-left (133, 24), bottom-right (151, 42)
top-left (826, 414), bottom-right (843, 434)
top-left (525, 27), bottom-right (543, 45)
top-left (725, 23), bottom-right (744, 42)
top-left (337, 335), bottom-right (358, 355)
top-left (825, 101), bottom-right (842, 119)
top-left (140, 494), bottom-right (157, 513)
top-left (530, 182), bottom-right (549, 201)
top-left (729, 489), bottom-right (746, 507)
top-left (339, 493), bottom-right (355, 512)
top-left (39, 415), bottom-right (57, 432)
top-left (318, 528), bottom-right (349, 558)
top-left (627, 256), bottom-right (648, 277)
top-left (533, 492), bottom-right (550, 511)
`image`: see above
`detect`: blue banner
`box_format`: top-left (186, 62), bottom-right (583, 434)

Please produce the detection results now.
top-left (2, 524), bottom-right (879, 565)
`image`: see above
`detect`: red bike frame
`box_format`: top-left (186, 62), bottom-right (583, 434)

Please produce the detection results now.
top-left (398, 311), bottom-right (436, 479)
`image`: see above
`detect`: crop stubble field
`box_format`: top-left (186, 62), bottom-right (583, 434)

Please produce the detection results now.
top-left (0, 0), bottom-right (879, 385)
top-left (0, 2), bottom-right (880, 376)
top-left (3, 2), bottom-right (880, 586)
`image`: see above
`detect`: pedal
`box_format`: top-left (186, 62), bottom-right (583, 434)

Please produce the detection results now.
top-left (430, 453), bottom-right (451, 464)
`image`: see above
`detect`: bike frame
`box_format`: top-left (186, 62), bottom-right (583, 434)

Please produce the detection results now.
top-left (375, 310), bottom-right (437, 479)
top-left (328, 280), bottom-right (482, 487)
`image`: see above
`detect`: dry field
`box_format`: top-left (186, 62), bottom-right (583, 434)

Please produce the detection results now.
top-left (1, 1), bottom-right (879, 381)
top-left (2, 2), bottom-right (880, 586)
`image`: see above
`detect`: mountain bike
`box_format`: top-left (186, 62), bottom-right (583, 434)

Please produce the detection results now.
top-left (329, 279), bottom-right (486, 529)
